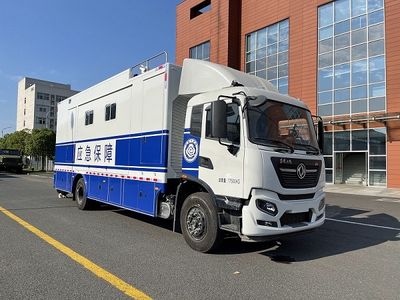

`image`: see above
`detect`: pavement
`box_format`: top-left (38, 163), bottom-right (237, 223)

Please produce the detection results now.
top-left (25, 171), bottom-right (54, 178)
top-left (0, 172), bottom-right (399, 299)
top-left (325, 183), bottom-right (400, 198)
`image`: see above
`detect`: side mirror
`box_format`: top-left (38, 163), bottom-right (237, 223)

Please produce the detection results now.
top-left (317, 119), bottom-right (324, 153)
top-left (210, 101), bottom-right (227, 139)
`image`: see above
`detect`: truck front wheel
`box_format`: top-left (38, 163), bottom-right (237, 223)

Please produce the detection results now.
top-left (180, 192), bottom-right (222, 252)
top-left (74, 178), bottom-right (93, 210)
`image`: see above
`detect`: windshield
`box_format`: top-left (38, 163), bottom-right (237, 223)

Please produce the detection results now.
top-left (247, 98), bottom-right (319, 152)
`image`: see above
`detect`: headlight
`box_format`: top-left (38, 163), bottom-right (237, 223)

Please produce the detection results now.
top-left (319, 198), bottom-right (325, 211)
top-left (256, 199), bottom-right (278, 216)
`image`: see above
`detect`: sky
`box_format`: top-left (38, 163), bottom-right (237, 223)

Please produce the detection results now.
top-left (0, 0), bottom-right (182, 134)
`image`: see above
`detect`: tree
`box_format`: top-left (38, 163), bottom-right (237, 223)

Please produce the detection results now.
top-left (0, 129), bottom-right (31, 154)
top-left (25, 128), bottom-right (56, 170)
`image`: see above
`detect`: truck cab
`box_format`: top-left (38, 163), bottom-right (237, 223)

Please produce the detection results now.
top-left (0, 149), bottom-right (23, 173)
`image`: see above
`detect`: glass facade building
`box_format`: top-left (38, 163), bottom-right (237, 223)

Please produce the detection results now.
top-left (318, 0), bottom-right (387, 186)
top-left (245, 19), bottom-right (289, 94)
top-left (318, 0), bottom-right (386, 116)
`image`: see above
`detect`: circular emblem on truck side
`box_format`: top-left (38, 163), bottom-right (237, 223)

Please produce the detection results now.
top-left (183, 138), bottom-right (199, 163)
top-left (297, 163), bottom-right (306, 179)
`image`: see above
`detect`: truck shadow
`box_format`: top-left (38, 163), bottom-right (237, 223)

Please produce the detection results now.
top-left (96, 206), bottom-right (174, 231)
top-left (0, 171), bottom-right (18, 180)
top-left (216, 204), bottom-right (400, 261)
top-left (90, 202), bottom-right (399, 260)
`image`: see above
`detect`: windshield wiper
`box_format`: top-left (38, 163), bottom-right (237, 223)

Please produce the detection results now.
top-left (252, 137), bottom-right (294, 153)
top-left (293, 143), bottom-right (320, 154)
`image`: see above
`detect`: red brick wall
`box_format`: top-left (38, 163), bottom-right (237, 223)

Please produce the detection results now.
top-left (387, 131), bottom-right (400, 188)
top-left (176, 0), bottom-right (232, 66)
top-left (385, 0), bottom-right (400, 187)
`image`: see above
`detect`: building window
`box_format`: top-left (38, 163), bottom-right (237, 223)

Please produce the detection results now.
top-left (317, 0), bottom-right (386, 117)
top-left (190, 0), bottom-right (211, 19)
top-left (56, 95), bottom-right (66, 102)
top-left (37, 92), bottom-right (50, 100)
top-left (37, 117), bottom-right (46, 125)
top-left (189, 41), bottom-right (210, 61)
top-left (245, 19), bottom-right (289, 94)
top-left (38, 106), bottom-right (47, 112)
top-left (105, 103), bottom-right (116, 121)
top-left (85, 110), bottom-right (94, 125)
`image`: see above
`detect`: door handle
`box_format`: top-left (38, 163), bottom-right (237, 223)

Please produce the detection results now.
top-left (199, 156), bottom-right (214, 169)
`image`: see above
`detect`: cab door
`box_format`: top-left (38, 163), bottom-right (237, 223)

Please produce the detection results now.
top-left (198, 100), bottom-right (244, 198)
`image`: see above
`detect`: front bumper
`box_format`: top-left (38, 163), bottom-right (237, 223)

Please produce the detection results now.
top-left (241, 188), bottom-right (325, 237)
top-left (0, 162), bottom-right (23, 169)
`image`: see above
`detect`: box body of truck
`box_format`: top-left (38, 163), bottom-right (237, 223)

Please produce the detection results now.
top-left (54, 56), bottom-right (325, 252)
top-left (55, 61), bottom-right (182, 215)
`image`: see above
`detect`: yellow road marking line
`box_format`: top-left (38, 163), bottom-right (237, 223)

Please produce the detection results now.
top-left (0, 206), bottom-right (152, 300)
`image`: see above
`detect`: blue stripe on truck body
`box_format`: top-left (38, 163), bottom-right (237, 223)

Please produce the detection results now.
top-left (54, 129), bottom-right (170, 216)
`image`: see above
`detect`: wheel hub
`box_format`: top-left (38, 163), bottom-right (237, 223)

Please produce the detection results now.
top-left (186, 207), bottom-right (206, 240)
top-left (76, 186), bottom-right (84, 205)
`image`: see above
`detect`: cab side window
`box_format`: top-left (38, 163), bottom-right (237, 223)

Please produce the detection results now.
top-left (206, 103), bottom-right (240, 144)
top-left (190, 104), bottom-right (203, 137)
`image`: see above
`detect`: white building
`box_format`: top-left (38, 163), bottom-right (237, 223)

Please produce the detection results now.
top-left (16, 77), bottom-right (79, 131)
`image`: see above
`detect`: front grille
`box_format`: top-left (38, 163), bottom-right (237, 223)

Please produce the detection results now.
top-left (280, 211), bottom-right (312, 226)
top-left (271, 157), bottom-right (321, 188)
top-left (277, 193), bottom-right (315, 201)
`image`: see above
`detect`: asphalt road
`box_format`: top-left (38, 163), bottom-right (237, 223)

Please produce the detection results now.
top-left (0, 172), bottom-right (399, 300)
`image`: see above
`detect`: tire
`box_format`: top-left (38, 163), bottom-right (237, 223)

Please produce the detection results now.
top-left (74, 178), bottom-right (93, 210)
top-left (180, 192), bottom-right (222, 253)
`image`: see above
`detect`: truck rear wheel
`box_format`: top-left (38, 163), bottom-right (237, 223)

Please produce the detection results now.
top-left (74, 178), bottom-right (93, 210)
top-left (180, 192), bottom-right (222, 252)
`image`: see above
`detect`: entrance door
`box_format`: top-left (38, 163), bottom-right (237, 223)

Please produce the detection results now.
top-left (335, 152), bottom-right (367, 185)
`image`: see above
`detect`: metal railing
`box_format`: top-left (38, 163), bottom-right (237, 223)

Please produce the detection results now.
top-left (130, 51), bottom-right (168, 78)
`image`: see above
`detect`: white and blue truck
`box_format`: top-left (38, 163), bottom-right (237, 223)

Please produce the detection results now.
top-left (54, 53), bottom-right (326, 252)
